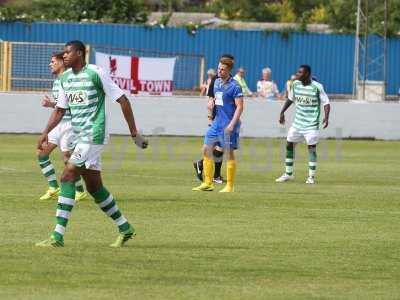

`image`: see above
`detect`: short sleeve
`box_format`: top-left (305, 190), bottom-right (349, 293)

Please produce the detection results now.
top-left (56, 83), bottom-right (69, 109)
top-left (207, 76), bottom-right (216, 98)
top-left (318, 84), bottom-right (330, 106)
top-left (96, 66), bottom-right (125, 102)
top-left (288, 84), bottom-right (294, 102)
top-left (233, 84), bottom-right (243, 99)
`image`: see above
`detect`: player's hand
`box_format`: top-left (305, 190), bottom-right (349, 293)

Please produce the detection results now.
top-left (132, 133), bottom-right (148, 149)
top-left (37, 133), bottom-right (48, 150)
top-left (225, 124), bottom-right (234, 135)
top-left (279, 113), bottom-right (285, 125)
top-left (322, 118), bottom-right (329, 129)
top-left (41, 95), bottom-right (54, 108)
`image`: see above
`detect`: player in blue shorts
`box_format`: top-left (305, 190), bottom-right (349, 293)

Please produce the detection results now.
top-left (192, 56), bottom-right (244, 192)
top-left (193, 54), bottom-right (235, 184)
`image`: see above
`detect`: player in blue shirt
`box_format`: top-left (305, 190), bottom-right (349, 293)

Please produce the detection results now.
top-left (192, 56), bottom-right (244, 192)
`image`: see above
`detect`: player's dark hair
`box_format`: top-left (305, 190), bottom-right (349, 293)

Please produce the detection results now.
top-left (300, 64), bottom-right (311, 75)
top-left (220, 53), bottom-right (234, 61)
top-left (65, 40), bottom-right (86, 57)
top-left (51, 52), bottom-right (64, 60)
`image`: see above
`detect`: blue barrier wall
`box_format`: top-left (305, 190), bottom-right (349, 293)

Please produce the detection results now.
top-left (0, 22), bottom-right (398, 94)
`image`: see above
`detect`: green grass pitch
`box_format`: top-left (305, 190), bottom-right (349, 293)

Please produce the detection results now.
top-left (0, 134), bottom-right (399, 299)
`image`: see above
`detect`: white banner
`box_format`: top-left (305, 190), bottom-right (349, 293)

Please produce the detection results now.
top-left (95, 51), bottom-right (176, 96)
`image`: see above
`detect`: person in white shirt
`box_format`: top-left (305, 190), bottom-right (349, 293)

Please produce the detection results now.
top-left (257, 67), bottom-right (280, 101)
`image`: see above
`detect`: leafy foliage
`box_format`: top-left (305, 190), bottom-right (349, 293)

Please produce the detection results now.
top-left (0, 0), bottom-right (398, 35)
top-left (0, 0), bottom-right (149, 23)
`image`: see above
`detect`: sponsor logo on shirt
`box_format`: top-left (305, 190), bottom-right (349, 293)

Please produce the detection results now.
top-left (66, 91), bottom-right (88, 104)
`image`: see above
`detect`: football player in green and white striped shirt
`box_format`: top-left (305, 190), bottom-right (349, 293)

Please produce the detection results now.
top-left (276, 65), bottom-right (330, 184)
top-left (37, 52), bottom-right (88, 201)
top-left (36, 40), bottom-right (148, 248)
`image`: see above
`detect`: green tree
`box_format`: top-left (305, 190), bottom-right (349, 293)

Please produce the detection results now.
top-left (0, 0), bottom-right (149, 23)
top-left (209, 0), bottom-right (279, 22)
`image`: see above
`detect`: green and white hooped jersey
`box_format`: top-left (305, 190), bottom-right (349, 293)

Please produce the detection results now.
top-left (56, 64), bottom-right (125, 145)
top-left (52, 78), bottom-right (72, 122)
top-left (288, 80), bottom-right (329, 131)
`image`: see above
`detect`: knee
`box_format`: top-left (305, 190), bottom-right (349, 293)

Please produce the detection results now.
top-left (286, 142), bottom-right (294, 151)
top-left (202, 145), bottom-right (212, 158)
top-left (228, 150), bottom-right (235, 160)
top-left (61, 165), bottom-right (77, 182)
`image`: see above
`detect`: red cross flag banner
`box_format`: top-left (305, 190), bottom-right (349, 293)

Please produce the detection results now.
top-left (95, 52), bottom-right (176, 96)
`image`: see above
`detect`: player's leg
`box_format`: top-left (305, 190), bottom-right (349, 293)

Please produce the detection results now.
top-left (37, 141), bottom-right (59, 200)
top-left (219, 149), bottom-right (236, 193)
top-left (36, 163), bottom-right (80, 247)
top-left (60, 124), bottom-right (89, 201)
top-left (276, 141), bottom-right (296, 182)
top-left (213, 145), bottom-right (224, 183)
top-left (276, 126), bottom-right (302, 182)
top-left (219, 129), bottom-right (239, 193)
top-left (193, 126), bottom-right (219, 191)
top-left (306, 144), bottom-right (317, 184)
top-left (193, 159), bottom-right (203, 182)
top-left (82, 169), bottom-right (135, 247)
top-left (193, 145), bottom-right (224, 183)
top-left (192, 144), bottom-right (215, 191)
top-left (305, 130), bottom-right (319, 184)
top-left (61, 151), bottom-right (89, 201)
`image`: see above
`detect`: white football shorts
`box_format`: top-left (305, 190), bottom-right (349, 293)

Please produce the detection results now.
top-left (47, 121), bottom-right (75, 152)
top-left (287, 126), bottom-right (319, 145)
top-left (69, 143), bottom-right (104, 171)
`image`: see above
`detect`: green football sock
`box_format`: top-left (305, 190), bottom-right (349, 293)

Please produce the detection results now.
top-left (285, 146), bottom-right (294, 176)
top-left (38, 155), bottom-right (59, 189)
top-left (91, 187), bottom-right (131, 233)
top-left (53, 181), bottom-right (76, 242)
top-left (308, 148), bottom-right (317, 178)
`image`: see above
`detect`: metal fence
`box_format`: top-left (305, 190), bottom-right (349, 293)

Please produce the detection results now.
top-left (10, 42), bottom-right (64, 91)
top-left (0, 41), bottom-right (205, 92)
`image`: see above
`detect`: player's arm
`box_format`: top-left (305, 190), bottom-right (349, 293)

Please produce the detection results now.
top-left (37, 83), bottom-right (68, 149)
top-left (116, 95), bottom-right (148, 148)
top-left (97, 66), bottom-right (148, 148)
top-left (37, 107), bottom-right (65, 150)
top-left (207, 96), bottom-right (215, 125)
top-left (279, 100), bottom-right (293, 124)
top-left (207, 76), bottom-right (217, 125)
top-left (226, 97), bottom-right (244, 133)
top-left (279, 84), bottom-right (294, 124)
top-left (323, 104), bottom-right (331, 129)
top-left (319, 84), bottom-right (330, 129)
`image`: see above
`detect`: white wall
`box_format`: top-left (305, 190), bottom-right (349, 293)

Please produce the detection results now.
top-left (0, 93), bottom-right (399, 140)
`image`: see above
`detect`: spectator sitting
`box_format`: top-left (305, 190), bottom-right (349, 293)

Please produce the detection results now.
top-left (234, 67), bottom-right (253, 97)
top-left (200, 68), bottom-right (216, 96)
top-left (257, 67), bottom-right (280, 101)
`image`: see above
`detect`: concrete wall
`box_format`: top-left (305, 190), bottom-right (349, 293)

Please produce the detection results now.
top-left (1, 93), bottom-right (399, 140)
